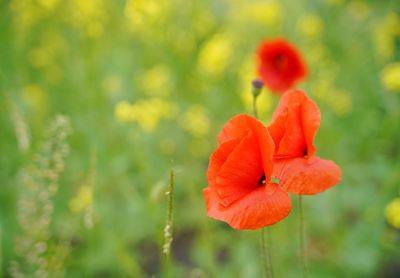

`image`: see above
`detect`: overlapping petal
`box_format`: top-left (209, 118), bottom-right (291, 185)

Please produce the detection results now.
top-left (209, 130), bottom-right (264, 206)
top-left (203, 184), bottom-right (292, 230)
top-left (268, 90), bottom-right (320, 158)
top-left (217, 114), bottom-right (274, 178)
top-left (272, 157), bottom-right (341, 195)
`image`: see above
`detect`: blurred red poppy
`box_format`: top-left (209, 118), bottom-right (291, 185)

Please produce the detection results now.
top-left (203, 114), bottom-right (292, 230)
top-left (268, 90), bottom-right (341, 194)
top-left (257, 38), bottom-right (307, 93)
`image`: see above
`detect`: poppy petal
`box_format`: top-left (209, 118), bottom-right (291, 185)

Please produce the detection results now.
top-left (300, 94), bottom-right (320, 157)
top-left (212, 130), bottom-right (264, 206)
top-left (207, 139), bottom-right (240, 185)
top-left (218, 114), bottom-right (255, 144)
top-left (218, 114), bottom-right (274, 177)
top-left (203, 184), bottom-right (292, 230)
top-left (273, 157), bottom-right (341, 195)
top-left (268, 90), bottom-right (320, 158)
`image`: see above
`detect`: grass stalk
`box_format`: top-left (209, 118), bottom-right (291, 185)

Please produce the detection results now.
top-left (163, 169), bottom-right (175, 277)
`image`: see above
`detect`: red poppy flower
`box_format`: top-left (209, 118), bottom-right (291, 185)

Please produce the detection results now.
top-left (257, 38), bottom-right (307, 93)
top-left (268, 90), bottom-right (341, 195)
top-left (203, 115), bottom-right (292, 230)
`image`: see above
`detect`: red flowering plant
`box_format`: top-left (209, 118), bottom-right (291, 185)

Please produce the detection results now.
top-left (257, 38), bottom-right (308, 94)
top-left (203, 115), bottom-right (292, 229)
top-left (268, 90), bottom-right (341, 195)
top-left (203, 90), bottom-right (341, 230)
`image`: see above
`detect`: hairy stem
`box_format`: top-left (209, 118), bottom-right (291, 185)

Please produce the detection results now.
top-left (298, 195), bottom-right (308, 277)
top-left (261, 228), bottom-right (274, 278)
top-left (252, 95), bottom-right (259, 119)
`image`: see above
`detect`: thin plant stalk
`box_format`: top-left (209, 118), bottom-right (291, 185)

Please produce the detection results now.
top-left (252, 84), bottom-right (274, 278)
top-left (298, 195), bottom-right (308, 277)
top-left (261, 227), bottom-right (274, 278)
top-left (252, 95), bottom-right (259, 119)
top-left (163, 169), bottom-right (175, 277)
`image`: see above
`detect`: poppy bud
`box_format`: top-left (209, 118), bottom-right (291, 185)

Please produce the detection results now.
top-left (251, 78), bottom-right (264, 98)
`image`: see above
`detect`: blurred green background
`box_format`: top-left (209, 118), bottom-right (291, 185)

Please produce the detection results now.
top-left (1, 0), bottom-right (400, 277)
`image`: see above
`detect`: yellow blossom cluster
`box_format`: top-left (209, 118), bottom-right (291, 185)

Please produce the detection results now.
top-left (298, 14), bottom-right (324, 39)
top-left (139, 65), bottom-right (172, 97)
top-left (70, 0), bottom-right (107, 38)
top-left (373, 13), bottom-right (400, 61)
top-left (69, 186), bottom-right (93, 213)
top-left (232, 1), bottom-right (282, 26)
top-left (180, 105), bottom-right (210, 138)
top-left (115, 98), bottom-right (178, 132)
top-left (385, 197), bottom-right (400, 229)
top-left (198, 33), bottom-right (233, 76)
top-left (124, 0), bottom-right (168, 31)
top-left (381, 63), bottom-right (400, 93)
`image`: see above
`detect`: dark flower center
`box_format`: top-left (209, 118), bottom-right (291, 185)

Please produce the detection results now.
top-left (258, 174), bottom-right (266, 186)
top-left (274, 54), bottom-right (287, 70)
top-left (303, 147), bottom-right (308, 157)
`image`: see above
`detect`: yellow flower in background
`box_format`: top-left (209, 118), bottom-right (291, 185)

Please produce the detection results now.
top-left (37, 0), bottom-right (59, 11)
top-left (328, 89), bottom-right (352, 116)
top-left (312, 78), bottom-right (352, 116)
top-left (22, 84), bottom-right (49, 112)
top-left (243, 1), bottom-right (282, 26)
top-left (10, 0), bottom-right (43, 32)
top-left (312, 77), bottom-right (334, 101)
top-left (381, 63), bottom-right (400, 92)
top-left (69, 186), bottom-right (93, 213)
top-left (140, 65), bottom-right (172, 96)
top-left (385, 198), bottom-right (400, 229)
top-left (373, 13), bottom-right (400, 61)
top-left (70, 0), bottom-right (107, 38)
top-left (28, 30), bottom-right (66, 82)
top-left (298, 14), bottom-right (324, 39)
top-left (240, 60), bottom-right (273, 117)
top-left (198, 33), bottom-right (233, 75)
top-left (125, 0), bottom-right (166, 29)
top-left (115, 98), bottom-right (178, 132)
top-left (180, 105), bottom-right (210, 138)
top-left (115, 101), bottom-right (134, 123)
top-left (193, 10), bottom-right (215, 37)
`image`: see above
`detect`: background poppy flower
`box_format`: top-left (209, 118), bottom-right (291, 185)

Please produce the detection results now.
top-left (204, 114), bottom-right (292, 230)
top-left (268, 90), bottom-right (341, 195)
top-left (257, 38), bottom-right (308, 93)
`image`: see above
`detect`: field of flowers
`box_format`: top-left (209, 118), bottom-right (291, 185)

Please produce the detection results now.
top-left (1, 0), bottom-right (400, 277)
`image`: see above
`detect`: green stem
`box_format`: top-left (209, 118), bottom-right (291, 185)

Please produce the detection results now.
top-left (261, 228), bottom-right (274, 278)
top-left (253, 92), bottom-right (273, 277)
top-left (298, 195), bottom-right (308, 277)
top-left (252, 95), bottom-right (259, 119)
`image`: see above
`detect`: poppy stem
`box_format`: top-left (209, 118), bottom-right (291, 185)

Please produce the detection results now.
top-left (252, 96), bottom-right (259, 119)
top-left (298, 195), bottom-right (308, 277)
top-left (163, 168), bottom-right (175, 277)
top-left (261, 227), bottom-right (274, 278)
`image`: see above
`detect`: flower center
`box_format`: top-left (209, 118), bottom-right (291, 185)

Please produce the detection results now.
top-left (274, 54), bottom-right (287, 70)
top-left (258, 174), bottom-right (266, 186)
